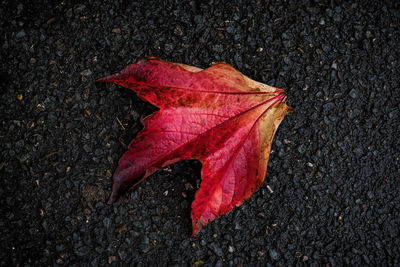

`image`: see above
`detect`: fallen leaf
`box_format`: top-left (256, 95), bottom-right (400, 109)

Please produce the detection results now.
top-left (98, 57), bottom-right (292, 235)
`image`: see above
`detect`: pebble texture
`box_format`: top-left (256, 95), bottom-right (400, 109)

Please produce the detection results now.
top-left (1, 0), bottom-right (399, 266)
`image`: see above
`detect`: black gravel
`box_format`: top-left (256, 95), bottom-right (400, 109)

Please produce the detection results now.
top-left (1, 0), bottom-right (399, 266)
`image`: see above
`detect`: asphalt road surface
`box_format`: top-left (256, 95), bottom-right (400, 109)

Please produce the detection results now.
top-left (1, 1), bottom-right (399, 266)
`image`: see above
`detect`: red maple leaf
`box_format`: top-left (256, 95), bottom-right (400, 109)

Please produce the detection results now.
top-left (98, 57), bottom-right (292, 235)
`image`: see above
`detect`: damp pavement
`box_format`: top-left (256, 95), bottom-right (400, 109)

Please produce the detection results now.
top-left (1, 1), bottom-right (399, 266)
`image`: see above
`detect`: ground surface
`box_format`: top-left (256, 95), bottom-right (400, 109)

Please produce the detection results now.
top-left (1, 0), bottom-right (399, 266)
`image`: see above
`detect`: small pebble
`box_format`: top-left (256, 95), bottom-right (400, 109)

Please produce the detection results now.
top-left (16, 30), bottom-right (26, 38)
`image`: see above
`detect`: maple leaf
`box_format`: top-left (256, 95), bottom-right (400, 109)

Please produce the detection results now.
top-left (98, 57), bottom-right (292, 235)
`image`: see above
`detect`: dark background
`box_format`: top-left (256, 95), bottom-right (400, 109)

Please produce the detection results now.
top-left (1, 0), bottom-right (399, 266)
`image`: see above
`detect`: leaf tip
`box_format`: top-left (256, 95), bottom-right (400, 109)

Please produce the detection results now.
top-left (191, 211), bottom-right (202, 236)
top-left (191, 221), bottom-right (202, 237)
top-left (96, 72), bottom-right (124, 83)
top-left (191, 211), bottom-right (216, 236)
